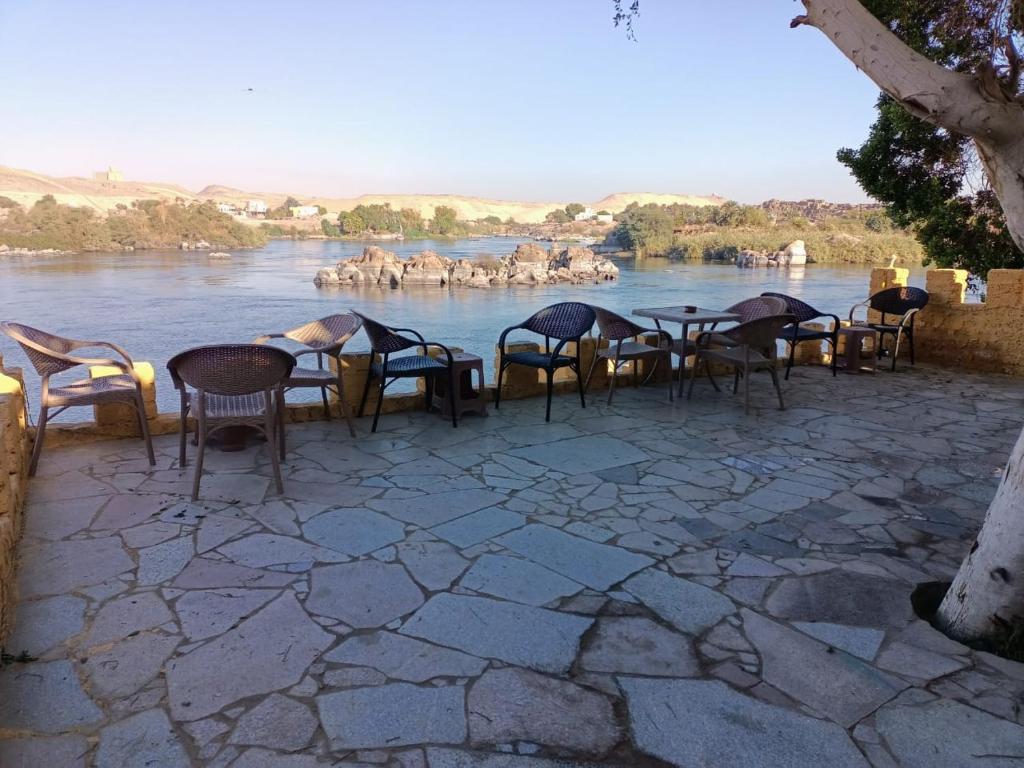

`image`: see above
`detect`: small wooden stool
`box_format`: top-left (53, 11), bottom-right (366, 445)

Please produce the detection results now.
top-left (839, 326), bottom-right (877, 374)
top-left (432, 352), bottom-right (488, 419)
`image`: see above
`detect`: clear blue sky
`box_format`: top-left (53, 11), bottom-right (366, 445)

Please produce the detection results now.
top-left (0, 0), bottom-right (881, 203)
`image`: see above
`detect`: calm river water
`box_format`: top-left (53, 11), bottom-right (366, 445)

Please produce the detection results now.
top-left (0, 238), bottom-right (922, 414)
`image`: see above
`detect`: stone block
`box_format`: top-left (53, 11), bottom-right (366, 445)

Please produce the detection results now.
top-left (985, 269), bottom-right (1024, 308)
top-left (924, 269), bottom-right (968, 305)
top-left (792, 322), bottom-right (825, 366)
top-left (867, 268), bottom-right (908, 324)
top-left (89, 361), bottom-right (156, 436)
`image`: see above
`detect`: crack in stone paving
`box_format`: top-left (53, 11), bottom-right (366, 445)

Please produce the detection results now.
top-left (1, 365), bottom-right (1024, 767)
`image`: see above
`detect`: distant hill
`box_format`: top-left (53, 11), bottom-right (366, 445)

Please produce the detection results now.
top-left (0, 166), bottom-right (725, 224)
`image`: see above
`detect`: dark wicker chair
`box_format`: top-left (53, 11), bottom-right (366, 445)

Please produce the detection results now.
top-left (255, 313), bottom-right (362, 438)
top-left (762, 292), bottom-right (840, 379)
top-left (1, 322), bottom-right (155, 476)
top-left (723, 296), bottom-right (789, 324)
top-left (167, 344), bottom-right (295, 500)
top-left (687, 314), bottom-right (796, 414)
top-left (586, 306), bottom-right (674, 404)
top-left (849, 286), bottom-right (929, 371)
top-left (495, 302), bottom-right (596, 422)
top-left (352, 311), bottom-right (456, 433)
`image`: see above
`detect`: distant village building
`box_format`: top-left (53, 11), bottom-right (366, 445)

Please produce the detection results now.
top-left (595, 211), bottom-right (613, 223)
top-left (246, 200), bottom-right (268, 216)
top-left (216, 203), bottom-right (237, 214)
top-left (92, 166), bottom-right (124, 182)
top-left (289, 205), bottom-right (320, 219)
top-left (573, 206), bottom-right (595, 222)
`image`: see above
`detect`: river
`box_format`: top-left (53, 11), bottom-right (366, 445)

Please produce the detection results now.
top-left (0, 238), bottom-right (922, 415)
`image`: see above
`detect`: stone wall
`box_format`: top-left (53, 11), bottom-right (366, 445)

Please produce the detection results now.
top-left (868, 268), bottom-right (1024, 376)
top-left (0, 356), bottom-right (29, 644)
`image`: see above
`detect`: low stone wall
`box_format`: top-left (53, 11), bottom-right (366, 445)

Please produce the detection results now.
top-left (868, 268), bottom-right (1024, 376)
top-left (0, 356), bottom-right (29, 644)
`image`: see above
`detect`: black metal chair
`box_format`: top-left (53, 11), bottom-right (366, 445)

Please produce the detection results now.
top-left (849, 286), bottom-right (929, 371)
top-left (495, 302), bottom-right (596, 422)
top-left (352, 311), bottom-right (456, 433)
top-left (762, 292), bottom-right (840, 379)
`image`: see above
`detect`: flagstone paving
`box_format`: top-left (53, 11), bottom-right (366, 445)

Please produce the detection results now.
top-left (2, 365), bottom-right (1024, 766)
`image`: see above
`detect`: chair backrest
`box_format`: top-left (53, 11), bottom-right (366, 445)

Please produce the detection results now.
top-left (591, 306), bottom-right (645, 342)
top-left (167, 344), bottom-right (295, 396)
top-left (760, 292), bottom-right (821, 324)
top-left (350, 311), bottom-right (419, 354)
top-left (284, 313), bottom-right (362, 353)
top-left (522, 302), bottom-right (596, 340)
top-left (0, 322), bottom-right (80, 377)
top-left (725, 296), bottom-right (789, 324)
top-left (869, 287), bottom-right (929, 317)
top-left (724, 314), bottom-right (797, 351)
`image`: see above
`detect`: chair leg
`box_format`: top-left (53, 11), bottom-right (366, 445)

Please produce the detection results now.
top-left (278, 391), bottom-right (287, 461)
top-left (830, 334), bottom-right (838, 376)
top-left (191, 415), bottom-right (206, 501)
top-left (178, 408), bottom-right (188, 468)
top-left (28, 405), bottom-right (49, 477)
top-left (686, 357), bottom-right (700, 400)
top-left (785, 340), bottom-right (796, 380)
top-left (447, 371), bottom-right (458, 428)
top-left (576, 363), bottom-right (586, 409)
top-left (891, 330), bottom-right (902, 372)
top-left (584, 348), bottom-right (599, 393)
top-left (665, 353), bottom-right (674, 401)
top-left (134, 390), bottom-right (155, 466)
top-left (744, 364), bottom-right (751, 415)
top-left (494, 359), bottom-right (505, 410)
top-left (769, 366), bottom-right (786, 410)
top-left (908, 330), bottom-right (915, 365)
top-left (732, 368), bottom-right (740, 395)
top-left (606, 360), bottom-right (617, 405)
top-left (544, 369), bottom-right (554, 422)
top-left (358, 366), bottom-right (373, 417)
top-left (705, 359), bottom-right (721, 392)
top-left (266, 407), bottom-right (285, 495)
top-left (320, 386), bottom-right (331, 421)
top-left (677, 353), bottom-right (688, 399)
top-left (371, 374), bottom-right (387, 433)
top-left (424, 375), bottom-right (434, 413)
top-left (336, 375), bottom-right (357, 438)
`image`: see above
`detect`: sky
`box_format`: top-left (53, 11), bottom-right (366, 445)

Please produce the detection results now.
top-left (0, 1), bottom-right (883, 203)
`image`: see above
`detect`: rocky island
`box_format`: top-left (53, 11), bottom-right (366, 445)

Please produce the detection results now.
top-left (313, 243), bottom-right (620, 288)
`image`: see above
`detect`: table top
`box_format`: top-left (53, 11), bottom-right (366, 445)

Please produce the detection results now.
top-left (633, 306), bottom-right (741, 325)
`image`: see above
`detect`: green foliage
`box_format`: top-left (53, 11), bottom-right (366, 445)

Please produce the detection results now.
top-left (0, 198), bottom-right (267, 251)
top-left (399, 208), bottom-right (426, 235)
top-left (545, 208), bottom-right (570, 224)
top-left (614, 203), bottom-right (674, 255)
top-left (673, 228), bottom-right (922, 265)
top-left (596, 210), bottom-right (611, 216)
top-left (337, 211), bottom-right (366, 234)
top-left (316, 205), bottom-right (327, 215)
top-left (564, 203), bottom-right (585, 219)
top-left (0, 196), bottom-right (18, 209)
top-left (347, 203), bottom-right (400, 233)
top-left (431, 205), bottom-right (459, 236)
top-left (481, 215), bottom-right (503, 225)
top-left (321, 219), bottom-right (340, 237)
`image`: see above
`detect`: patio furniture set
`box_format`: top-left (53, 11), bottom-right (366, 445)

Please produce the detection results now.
top-left (0, 285), bottom-right (928, 497)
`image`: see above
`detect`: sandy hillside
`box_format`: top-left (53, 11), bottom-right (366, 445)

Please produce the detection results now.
top-left (1, 166), bottom-right (722, 224)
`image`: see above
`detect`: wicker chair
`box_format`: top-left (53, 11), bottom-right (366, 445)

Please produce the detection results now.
top-left (167, 344), bottom-right (295, 500)
top-left (586, 306), bottom-right (674, 404)
top-left (687, 314), bottom-right (796, 414)
top-left (1, 322), bottom-right (155, 476)
top-left (255, 313), bottom-right (362, 438)
top-left (352, 311), bottom-right (456, 433)
top-left (849, 286), bottom-right (929, 371)
top-left (761, 292), bottom-right (840, 379)
top-left (495, 302), bottom-right (596, 422)
top-left (723, 296), bottom-right (789, 324)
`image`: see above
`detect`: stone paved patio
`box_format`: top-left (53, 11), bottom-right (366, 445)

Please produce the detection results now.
top-left (2, 365), bottom-right (1024, 767)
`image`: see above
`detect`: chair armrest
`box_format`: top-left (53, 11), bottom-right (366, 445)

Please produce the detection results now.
top-left (67, 355), bottom-right (130, 372)
top-left (898, 308), bottom-right (922, 329)
top-left (695, 331), bottom-right (738, 349)
top-left (72, 340), bottom-right (136, 368)
top-left (497, 323), bottom-right (527, 354)
top-left (849, 301), bottom-right (870, 322)
top-left (389, 327), bottom-right (426, 344)
top-left (423, 341), bottom-right (454, 366)
top-left (253, 333), bottom-right (285, 344)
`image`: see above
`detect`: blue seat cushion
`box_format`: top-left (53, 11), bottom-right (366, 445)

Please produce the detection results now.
top-left (503, 351), bottom-right (574, 369)
top-left (372, 355), bottom-right (448, 377)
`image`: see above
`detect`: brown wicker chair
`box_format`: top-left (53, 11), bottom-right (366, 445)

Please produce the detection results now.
top-left (352, 311), bottom-right (456, 433)
top-left (761, 292), bottom-right (840, 379)
top-left (495, 302), bottom-right (597, 422)
top-left (723, 296), bottom-right (789, 324)
top-left (167, 344), bottom-right (295, 500)
top-left (255, 313), bottom-right (362, 438)
top-left (586, 306), bottom-right (674, 404)
top-left (687, 314), bottom-right (796, 414)
top-left (1, 322), bottom-right (155, 476)
top-left (849, 286), bottom-right (929, 371)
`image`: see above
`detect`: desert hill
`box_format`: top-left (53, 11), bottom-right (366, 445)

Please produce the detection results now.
top-left (0, 165), bottom-right (723, 224)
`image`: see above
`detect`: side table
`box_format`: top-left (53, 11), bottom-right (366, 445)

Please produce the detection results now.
top-left (432, 352), bottom-right (488, 419)
top-left (839, 326), bottom-right (877, 374)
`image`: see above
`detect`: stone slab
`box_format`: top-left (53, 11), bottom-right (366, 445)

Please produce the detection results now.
top-left (306, 560), bottom-right (424, 627)
top-left (229, 693), bottom-right (317, 752)
top-left (792, 621), bottom-right (884, 661)
top-left (765, 571), bottom-right (913, 628)
top-left (325, 631), bottom-right (486, 682)
top-left (623, 569), bottom-right (735, 634)
top-left (401, 593), bottom-right (592, 673)
top-left (621, 678), bottom-right (869, 768)
top-left (425, 749), bottom-right (621, 767)
top-left (369, 489), bottom-right (508, 527)
top-left (302, 508), bottom-right (406, 556)
top-left (84, 632), bottom-right (180, 699)
top-left (217, 533), bottom-right (348, 567)
top-left (431, 508), bottom-right (526, 548)
top-left (95, 709), bottom-right (189, 768)
top-left (84, 591), bottom-right (174, 648)
top-left (507, 435), bottom-right (648, 475)
top-left (580, 617), bottom-right (699, 676)
top-left (316, 683), bottom-right (466, 749)
top-left (6, 595), bottom-right (86, 655)
top-left (0, 660), bottom-right (104, 733)
top-left (17, 537), bottom-right (133, 599)
top-left (496, 524), bottom-right (653, 591)
top-left (459, 554), bottom-right (583, 606)
top-left (174, 588), bottom-right (279, 641)
top-left (0, 735), bottom-right (90, 768)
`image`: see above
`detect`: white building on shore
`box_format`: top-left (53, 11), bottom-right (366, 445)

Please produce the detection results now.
top-left (246, 200), bottom-right (267, 216)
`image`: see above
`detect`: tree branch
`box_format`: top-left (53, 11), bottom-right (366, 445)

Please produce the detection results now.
top-left (794, 0), bottom-right (1022, 142)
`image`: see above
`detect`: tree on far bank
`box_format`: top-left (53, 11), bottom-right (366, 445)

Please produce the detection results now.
top-left (431, 205), bottom-right (459, 235)
top-left (614, 202), bottom-right (674, 255)
top-left (545, 208), bottom-right (570, 224)
top-left (565, 202), bottom-right (586, 219)
top-left (338, 211), bottom-right (365, 234)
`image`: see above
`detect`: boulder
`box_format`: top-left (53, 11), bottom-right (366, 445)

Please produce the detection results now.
top-left (403, 250), bottom-right (452, 286)
top-left (511, 242), bottom-right (549, 264)
top-left (782, 240), bottom-right (807, 266)
top-left (349, 246), bottom-right (400, 283)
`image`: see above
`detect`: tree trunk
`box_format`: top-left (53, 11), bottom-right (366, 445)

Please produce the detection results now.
top-left (795, 0), bottom-right (1024, 252)
top-left (935, 427), bottom-right (1024, 642)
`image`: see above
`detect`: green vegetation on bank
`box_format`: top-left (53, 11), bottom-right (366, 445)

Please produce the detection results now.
top-left (0, 196), bottom-right (268, 251)
top-left (614, 200), bottom-right (922, 264)
top-left (334, 203), bottom-right (504, 239)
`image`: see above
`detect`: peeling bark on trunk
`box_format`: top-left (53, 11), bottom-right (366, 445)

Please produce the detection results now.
top-left (935, 427), bottom-right (1024, 642)
top-left (795, 0), bottom-right (1024, 252)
